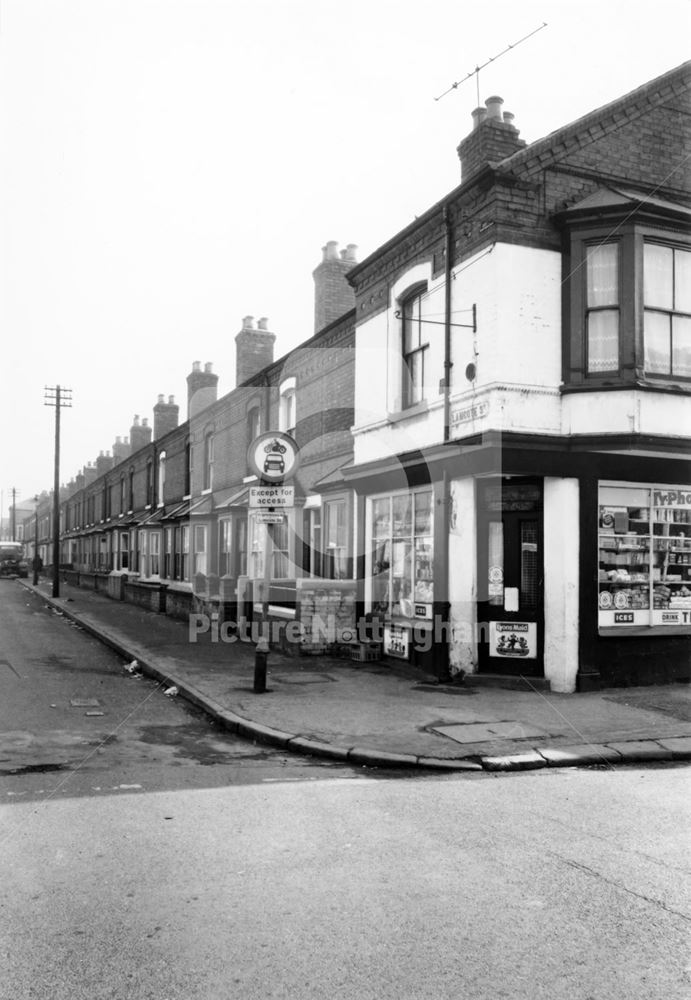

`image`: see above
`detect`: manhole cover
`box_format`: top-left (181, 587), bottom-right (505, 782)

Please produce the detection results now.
top-left (432, 721), bottom-right (546, 744)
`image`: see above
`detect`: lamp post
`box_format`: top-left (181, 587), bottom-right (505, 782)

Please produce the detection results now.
top-left (33, 496), bottom-right (39, 585)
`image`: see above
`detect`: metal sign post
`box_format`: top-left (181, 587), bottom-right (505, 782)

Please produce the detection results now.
top-left (247, 432), bottom-right (299, 694)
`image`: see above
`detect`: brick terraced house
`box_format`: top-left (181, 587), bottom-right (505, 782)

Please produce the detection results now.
top-left (23, 64), bottom-right (690, 691)
top-left (32, 243), bottom-right (358, 648)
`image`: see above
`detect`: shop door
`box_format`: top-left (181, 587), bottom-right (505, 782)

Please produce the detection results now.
top-left (477, 481), bottom-right (544, 676)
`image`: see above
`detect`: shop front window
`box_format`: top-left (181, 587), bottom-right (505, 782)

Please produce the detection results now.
top-left (370, 489), bottom-right (433, 620)
top-left (598, 483), bottom-right (691, 629)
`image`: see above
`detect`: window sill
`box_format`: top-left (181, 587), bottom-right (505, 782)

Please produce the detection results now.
top-left (387, 400), bottom-right (430, 424)
top-left (599, 625), bottom-right (691, 637)
top-left (562, 379), bottom-right (691, 395)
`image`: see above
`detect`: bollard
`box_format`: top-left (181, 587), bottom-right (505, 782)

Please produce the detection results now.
top-left (254, 637), bottom-right (268, 693)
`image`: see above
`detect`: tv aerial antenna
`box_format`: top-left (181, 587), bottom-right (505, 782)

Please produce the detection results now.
top-left (434, 22), bottom-right (548, 106)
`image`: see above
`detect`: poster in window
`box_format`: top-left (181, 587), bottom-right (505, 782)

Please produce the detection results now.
top-left (489, 621), bottom-right (537, 659)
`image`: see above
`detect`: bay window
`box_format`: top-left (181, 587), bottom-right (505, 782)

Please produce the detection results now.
top-left (586, 243), bottom-right (619, 374)
top-left (219, 519), bottom-right (232, 576)
top-left (562, 196), bottom-right (690, 389)
top-left (193, 525), bottom-right (207, 575)
top-left (324, 499), bottom-right (347, 579)
top-left (643, 243), bottom-right (691, 378)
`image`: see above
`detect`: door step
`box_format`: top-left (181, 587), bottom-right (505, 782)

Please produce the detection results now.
top-left (466, 673), bottom-right (550, 692)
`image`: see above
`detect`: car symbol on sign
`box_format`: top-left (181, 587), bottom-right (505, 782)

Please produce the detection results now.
top-left (263, 454), bottom-right (285, 474)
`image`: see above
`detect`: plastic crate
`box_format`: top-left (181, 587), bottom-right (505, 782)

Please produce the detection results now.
top-left (349, 642), bottom-right (381, 662)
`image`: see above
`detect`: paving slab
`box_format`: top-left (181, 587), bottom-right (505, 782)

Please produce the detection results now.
top-left (20, 580), bottom-right (691, 773)
top-left (606, 740), bottom-right (673, 762)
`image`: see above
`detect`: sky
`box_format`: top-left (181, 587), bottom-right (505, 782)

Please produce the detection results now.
top-left (1, 0), bottom-right (689, 516)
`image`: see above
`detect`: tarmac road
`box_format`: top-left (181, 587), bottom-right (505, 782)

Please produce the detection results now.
top-left (1, 582), bottom-right (690, 999)
top-left (0, 581), bottom-right (361, 797)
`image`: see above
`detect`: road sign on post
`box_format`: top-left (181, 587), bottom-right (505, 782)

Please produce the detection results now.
top-left (247, 431), bottom-right (300, 693)
top-left (247, 432), bottom-right (300, 484)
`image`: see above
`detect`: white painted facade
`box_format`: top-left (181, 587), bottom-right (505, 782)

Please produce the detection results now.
top-left (543, 478), bottom-right (580, 692)
top-left (353, 243), bottom-right (563, 464)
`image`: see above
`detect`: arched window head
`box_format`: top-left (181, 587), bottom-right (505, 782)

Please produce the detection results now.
top-left (158, 451), bottom-right (166, 506)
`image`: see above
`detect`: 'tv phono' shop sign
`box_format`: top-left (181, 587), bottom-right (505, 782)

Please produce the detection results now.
top-left (247, 432), bottom-right (300, 484)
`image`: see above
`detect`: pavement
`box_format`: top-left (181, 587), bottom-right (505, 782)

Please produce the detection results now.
top-left (18, 578), bottom-right (691, 772)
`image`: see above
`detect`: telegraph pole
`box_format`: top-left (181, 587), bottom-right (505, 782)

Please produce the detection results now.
top-left (44, 385), bottom-right (72, 597)
top-left (10, 487), bottom-right (18, 541)
top-left (33, 495), bottom-right (40, 585)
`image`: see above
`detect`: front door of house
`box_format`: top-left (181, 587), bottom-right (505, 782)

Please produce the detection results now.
top-left (477, 479), bottom-right (544, 676)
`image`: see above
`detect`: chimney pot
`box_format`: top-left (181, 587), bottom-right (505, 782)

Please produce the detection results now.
top-left (116, 436), bottom-right (121, 444)
top-left (168, 395), bottom-right (175, 405)
top-left (242, 315), bottom-right (255, 330)
top-left (485, 95), bottom-right (504, 120)
top-left (323, 240), bottom-right (339, 261)
top-left (257, 317), bottom-right (269, 331)
top-left (133, 415), bottom-right (140, 426)
top-left (204, 362), bottom-right (213, 374)
top-left (142, 417), bottom-right (149, 427)
top-left (192, 360), bottom-right (201, 372)
top-left (345, 243), bottom-right (358, 262)
top-left (124, 436), bottom-right (129, 445)
top-left (471, 106), bottom-right (487, 129)
top-left (157, 393), bottom-right (165, 404)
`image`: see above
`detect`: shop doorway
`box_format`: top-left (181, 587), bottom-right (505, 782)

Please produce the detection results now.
top-left (477, 479), bottom-right (544, 676)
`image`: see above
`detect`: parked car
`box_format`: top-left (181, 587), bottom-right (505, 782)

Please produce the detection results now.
top-left (0, 542), bottom-right (29, 578)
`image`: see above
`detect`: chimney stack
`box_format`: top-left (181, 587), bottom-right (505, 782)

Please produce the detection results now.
top-left (187, 361), bottom-right (219, 418)
top-left (235, 317), bottom-right (276, 387)
top-left (96, 450), bottom-right (114, 476)
top-left (457, 96), bottom-right (526, 183)
top-left (312, 241), bottom-right (357, 334)
top-left (130, 414), bottom-right (153, 452)
top-left (112, 436), bottom-right (131, 464)
top-left (83, 462), bottom-right (98, 486)
top-left (153, 393), bottom-right (180, 439)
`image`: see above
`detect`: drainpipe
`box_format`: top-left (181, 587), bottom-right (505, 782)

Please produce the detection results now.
top-left (437, 205), bottom-right (453, 681)
top-left (442, 205), bottom-right (453, 444)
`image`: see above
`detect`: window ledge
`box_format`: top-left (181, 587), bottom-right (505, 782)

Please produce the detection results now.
top-left (387, 400), bottom-right (430, 424)
top-left (599, 625), bottom-right (691, 637)
top-left (562, 381), bottom-right (691, 396)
